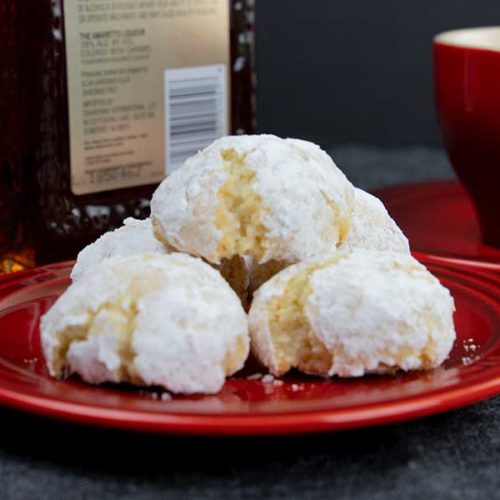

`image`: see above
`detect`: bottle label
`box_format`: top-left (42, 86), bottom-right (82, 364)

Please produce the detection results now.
top-left (64, 0), bottom-right (230, 195)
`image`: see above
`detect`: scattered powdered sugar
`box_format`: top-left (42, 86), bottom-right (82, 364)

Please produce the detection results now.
top-left (247, 372), bottom-right (285, 388)
top-left (461, 356), bottom-right (476, 366)
top-left (462, 338), bottom-right (479, 363)
top-left (463, 342), bottom-right (478, 353)
top-left (262, 374), bottom-right (275, 384)
top-left (140, 390), bottom-right (172, 401)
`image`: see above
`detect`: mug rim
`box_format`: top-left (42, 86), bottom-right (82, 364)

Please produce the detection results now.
top-left (434, 26), bottom-right (500, 52)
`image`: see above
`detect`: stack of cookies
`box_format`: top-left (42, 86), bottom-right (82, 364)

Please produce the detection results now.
top-left (41, 135), bottom-right (456, 394)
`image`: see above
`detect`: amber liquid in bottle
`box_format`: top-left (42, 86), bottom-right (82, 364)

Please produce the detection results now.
top-left (0, 1), bottom-right (33, 273)
top-left (0, 0), bottom-right (256, 271)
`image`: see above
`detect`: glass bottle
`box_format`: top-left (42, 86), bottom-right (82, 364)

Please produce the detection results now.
top-left (0, 0), bottom-right (256, 270)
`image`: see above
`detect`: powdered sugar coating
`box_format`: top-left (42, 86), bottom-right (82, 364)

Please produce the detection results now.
top-left (71, 218), bottom-right (168, 282)
top-left (341, 189), bottom-right (409, 253)
top-left (250, 250), bottom-right (456, 377)
top-left (42, 253), bottom-right (249, 394)
top-left (151, 134), bottom-right (354, 264)
top-left (308, 251), bottom-right (455, 376)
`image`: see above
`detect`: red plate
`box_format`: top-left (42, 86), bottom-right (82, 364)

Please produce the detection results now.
top-left (0, 260), bottom-right (499, 435)
top-left (375, 180), bottom-right (500, 272)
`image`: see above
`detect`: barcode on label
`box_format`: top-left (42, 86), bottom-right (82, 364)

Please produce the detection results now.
top-left (165, 65), bottom-right (228, 173)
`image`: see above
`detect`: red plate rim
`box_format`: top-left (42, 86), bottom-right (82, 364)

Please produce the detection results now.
top-left (374, 180), bottom-right (500, 272)
top-left (0, 259), bottom-right (499, 436)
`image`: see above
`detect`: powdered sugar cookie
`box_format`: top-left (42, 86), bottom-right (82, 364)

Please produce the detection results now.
top-left (151, 135), bottom-right (354, 266)
top-left (249, 249), bottom-right (455, 377)
top-left (42, 253), bottom-right (249, 394)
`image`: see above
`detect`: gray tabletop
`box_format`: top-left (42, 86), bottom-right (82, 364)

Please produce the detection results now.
top-left (3, 146), bottom-right (498, 500)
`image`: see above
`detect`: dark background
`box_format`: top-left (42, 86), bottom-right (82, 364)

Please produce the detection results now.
top-left (255, 0), bottom-right (500, 146)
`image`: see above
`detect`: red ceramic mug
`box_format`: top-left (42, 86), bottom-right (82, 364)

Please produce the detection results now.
top-left (434, 27), bottom-right (500, 248)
